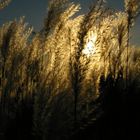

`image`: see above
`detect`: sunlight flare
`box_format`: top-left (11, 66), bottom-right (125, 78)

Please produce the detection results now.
top-left (83, 31), bottom-right (97, 57)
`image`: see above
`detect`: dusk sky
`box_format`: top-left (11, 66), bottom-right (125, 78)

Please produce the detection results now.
top-left (0, 0), bottom-right (140, 46)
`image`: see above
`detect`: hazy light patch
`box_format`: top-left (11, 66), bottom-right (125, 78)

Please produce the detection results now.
top-left (83, 33), bottom-right (97, 57)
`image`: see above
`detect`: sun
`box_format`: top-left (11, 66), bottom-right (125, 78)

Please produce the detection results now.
top-left (82, 31), bottom-right (97, 57)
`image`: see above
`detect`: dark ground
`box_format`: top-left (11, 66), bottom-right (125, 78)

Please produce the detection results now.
top-left (0, 91), bottom-right (140, 140)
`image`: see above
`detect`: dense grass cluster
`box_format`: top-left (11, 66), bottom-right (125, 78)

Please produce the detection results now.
top-left (0, 0), bottom-right (140, 140)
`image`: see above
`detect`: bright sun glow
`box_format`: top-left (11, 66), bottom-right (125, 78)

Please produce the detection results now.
top-left (83, 32), bottom-right (97, 57)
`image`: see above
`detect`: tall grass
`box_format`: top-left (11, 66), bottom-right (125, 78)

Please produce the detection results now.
top-left (0, 0), bottom-right (140, 140)
top-left (0, 0), bottom-right (12, 10)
